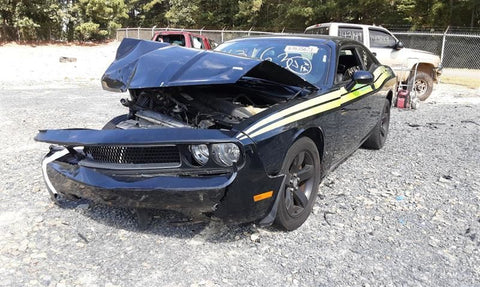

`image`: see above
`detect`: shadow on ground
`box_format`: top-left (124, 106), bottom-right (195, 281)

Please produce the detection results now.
top-left (53, 196), bottom-right (275, 243)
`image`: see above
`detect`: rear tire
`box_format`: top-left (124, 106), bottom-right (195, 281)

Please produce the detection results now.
top-left (102, 114), bottom-right (128, 130)
top-left (274, 137), bottom-right (321, 231)
top-left (412, 71), bottom-right (433, 101)
top-left (363, 99), bottom-right (390, 150)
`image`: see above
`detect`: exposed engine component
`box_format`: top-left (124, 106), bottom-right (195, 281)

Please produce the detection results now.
top-left (119, 82), bottom-right (289, 130)
top-left (135, 110), bottom-right (190, 128)
top-left (116, 110), bottom-right (191, 130)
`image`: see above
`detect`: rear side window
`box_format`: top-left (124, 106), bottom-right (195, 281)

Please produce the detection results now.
top-left (192, 36), bottom-right (204, 49)
top-left (369, 29), bottom-right (396, 48)
top-left (305, 27), bottom-right (329, 35)
top-left (338, 27), bottom-right (363, 42)
top-left (157, 34), bottom-right (186, 46)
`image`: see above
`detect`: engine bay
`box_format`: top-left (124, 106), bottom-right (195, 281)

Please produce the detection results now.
top-left (115, 81), bottom-right (296, 130)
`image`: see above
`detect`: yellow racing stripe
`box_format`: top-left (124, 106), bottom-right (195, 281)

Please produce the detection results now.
top-left (249, 98), bottom-right (342, 138)
top-left (244, 66), bottom-right (393, 139)
top-left (243, 88), bottom-right (346, 135)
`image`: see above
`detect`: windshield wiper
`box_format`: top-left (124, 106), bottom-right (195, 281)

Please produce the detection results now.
top-left (288, 86), bottom-right (312, 101)
top-left (239, 77), bottom-right (298, 93)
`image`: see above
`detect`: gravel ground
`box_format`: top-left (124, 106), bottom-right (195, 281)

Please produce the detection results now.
top-left (0, 44), bottom-right (479, 286)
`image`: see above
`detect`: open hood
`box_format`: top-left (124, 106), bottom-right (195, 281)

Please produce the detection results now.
top-left (102, 38), bottom-right (317, 92)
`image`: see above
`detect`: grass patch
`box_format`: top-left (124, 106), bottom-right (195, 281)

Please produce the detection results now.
top-left (441, 76), bottom-right (480, 89)
top-left (440, 69), bottom-right (480, 89)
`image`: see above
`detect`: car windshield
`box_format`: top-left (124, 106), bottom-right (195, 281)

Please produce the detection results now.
top-left (216, 38), bottom-right (331, 87)
top-left (157, 34), bottom-right (186, 46)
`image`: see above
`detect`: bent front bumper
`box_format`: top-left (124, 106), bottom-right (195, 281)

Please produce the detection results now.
top-left (37, 128), bottom-right (284, 224)
top-left (434, 64), bottom-right (443, 81)
top-left (43, 157), bottom-right (232, 212)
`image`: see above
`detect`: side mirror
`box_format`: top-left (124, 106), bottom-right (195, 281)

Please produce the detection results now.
top-left (352, 70), bottom-right (374, 85)
top-left (394, 41), bottom-right (404, 50)
top-left (346, 70), bottom-right (374, 90)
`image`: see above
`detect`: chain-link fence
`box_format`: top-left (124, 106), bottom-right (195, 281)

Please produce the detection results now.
top-left (116, 27), bottom-right (480, 69)
top-left (116, 27), bottom-right (274, 45)
top-left (394, 32), bottom-right (480, 69)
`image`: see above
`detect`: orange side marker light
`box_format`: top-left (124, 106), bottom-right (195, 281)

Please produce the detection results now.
top-left (253, 191), bottom-right (273, 202)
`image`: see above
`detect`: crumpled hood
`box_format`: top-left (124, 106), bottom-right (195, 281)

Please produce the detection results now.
top-left (102, 38), bottom-right (317, 92)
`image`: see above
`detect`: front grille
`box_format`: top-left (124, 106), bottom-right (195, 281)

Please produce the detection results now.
top-left (84, 145), bottom-right (180, 165)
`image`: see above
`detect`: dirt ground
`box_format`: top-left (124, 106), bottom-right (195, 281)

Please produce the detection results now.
top-left (0, 42), bottom-right (119, 89)
top-left (0, 43), bottom-right (479, 286)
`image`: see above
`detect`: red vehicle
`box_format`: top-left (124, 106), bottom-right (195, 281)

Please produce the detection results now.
top-left (152, 31), bottom-right (217, 50)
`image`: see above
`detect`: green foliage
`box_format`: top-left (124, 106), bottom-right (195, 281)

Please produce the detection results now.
top-left (14, 16), bottom-right (39, 41)
top-left (1, 0), bottom-right (480, 42)
top-left (235, 0), bottom-right (263, 26)
top-left (75, 22), bottom-right (108, 41)
top-left (196, 0), bottom-right (238, 28)
top-left (164, 0), bottom-right (199, 27)
top-left (76, 0), bottom-right (128, 38)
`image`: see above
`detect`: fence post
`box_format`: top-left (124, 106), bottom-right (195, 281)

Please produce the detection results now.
top-left (200, 27), bottom-right (204, 35)
top-left (440, 26), bottom-right (449, 66)
top-left (221, 27), bottom-right (225, 43)
top-left (152, 26), bottom-right (156, 37)
top-left (248, 27), bottom-right (253, 36)
top-left (126, 27), bottom-right (129, 38)
top-left (137, 27), bottom-right (140, 39)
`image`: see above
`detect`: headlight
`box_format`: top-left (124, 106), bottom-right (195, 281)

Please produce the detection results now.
top-left (212, 143), bottom-right (240, 167)
top-left (190, 144), bottom-right (209, 165)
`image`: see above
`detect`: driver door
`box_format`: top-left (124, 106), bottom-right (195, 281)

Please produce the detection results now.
top-left (332, 46), bottom-right (372, 163)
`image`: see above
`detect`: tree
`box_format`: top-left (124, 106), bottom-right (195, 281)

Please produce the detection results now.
top-left (164, 0), bottom-right (199, 27)
top-left (2, 0), bottom-right (480, 42)
top-left (123, 0), bottom-right (169, 28)
top-left (196, 0), bottom-right (238, 28)
top-left (14, 0), bottom-right (64, 41)
top-left (0, 0), bottom-right (19, 40)
top-left (75, 0), bottom-right (128, 40)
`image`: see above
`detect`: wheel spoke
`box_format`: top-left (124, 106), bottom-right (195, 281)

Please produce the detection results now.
top-left (293, 189), bottom-right (308, 208)
top-left (291, 151), bottom-right (305, 172)
top-left (297, 151), bottom-right (305, 166)
top-left (297, 164), bottom-right (314, 183)
top-left (285, 189), bottom-right (295, 213)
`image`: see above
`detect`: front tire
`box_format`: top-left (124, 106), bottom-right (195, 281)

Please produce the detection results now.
top-left (102, 114), bottom-right (128, 130)
top-left (274, 137), bottom-right (321, 231)
top-left (412, 71), bottom-right (433, 101)
top-left (363, 99), bottom-right (390, 150)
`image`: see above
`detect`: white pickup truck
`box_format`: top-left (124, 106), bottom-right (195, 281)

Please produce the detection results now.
top-left (305, 23), bottom-right (442, 100)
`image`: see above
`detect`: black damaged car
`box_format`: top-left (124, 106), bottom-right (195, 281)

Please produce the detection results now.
top-left (35, 36), bottom-right (396, 230)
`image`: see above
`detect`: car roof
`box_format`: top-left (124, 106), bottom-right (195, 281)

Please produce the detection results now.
top-left (305, 22), bottom-right (389, 31)
top-left (223, 34), bottom-right (362, 46)
top-left (154, 31), bottom-right (205, 38)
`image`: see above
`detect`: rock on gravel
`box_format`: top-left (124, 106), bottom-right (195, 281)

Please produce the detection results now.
top-left (0, 43), bottom-right (479, 286)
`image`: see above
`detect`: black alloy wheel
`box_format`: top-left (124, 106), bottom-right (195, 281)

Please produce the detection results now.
top-left (274, 137), bottom-right (321, 231)
top-left (363, 98), bottom-right (391, 150)
top-left (379, 101), bottom-right (390, 141)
